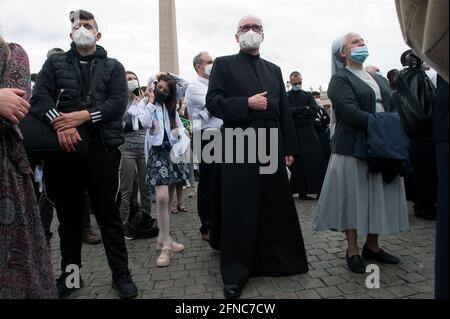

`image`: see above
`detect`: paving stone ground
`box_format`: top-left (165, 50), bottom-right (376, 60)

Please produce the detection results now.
top-left (49, 191), bottom-right (436, 299)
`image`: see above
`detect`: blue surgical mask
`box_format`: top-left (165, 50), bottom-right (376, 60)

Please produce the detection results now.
top-left (350, 46), bottom-right (370, 64)
top-left (292, 85), bottom-right (303, 92)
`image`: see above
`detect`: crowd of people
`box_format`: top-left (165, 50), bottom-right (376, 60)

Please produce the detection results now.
top-left (0, 7), bottom-right (447, 300)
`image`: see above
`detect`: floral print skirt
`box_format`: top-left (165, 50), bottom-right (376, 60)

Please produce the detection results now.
top-left (0, 121), bottom-right (57, 298)
top-left (146, 142), bottom-right (190, 194)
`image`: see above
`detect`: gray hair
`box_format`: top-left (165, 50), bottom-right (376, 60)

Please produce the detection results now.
top-left (193, 51), bottom-right (209, 71)
top-left (237, 15), bottom-right (263, 32)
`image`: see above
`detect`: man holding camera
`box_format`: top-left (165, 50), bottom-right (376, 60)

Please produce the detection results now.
top-left (30, 10), bottom-right (138, 299)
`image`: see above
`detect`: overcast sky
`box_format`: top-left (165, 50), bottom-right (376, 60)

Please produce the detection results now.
top-left (0, 0), bottom-right (410, 91)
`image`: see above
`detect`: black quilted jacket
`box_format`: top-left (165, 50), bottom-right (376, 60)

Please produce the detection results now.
top-left (30, 42), bottom-right (128, 149)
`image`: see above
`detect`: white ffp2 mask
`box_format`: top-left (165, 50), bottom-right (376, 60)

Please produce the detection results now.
top-left (72, 26), bottom-right (97, 49)
top-left (204, 64), bottom-right (213, 76)
top-left (239, 30), bottom-right (263, 50)
top-left (127, 80), bottom-right (140, 92)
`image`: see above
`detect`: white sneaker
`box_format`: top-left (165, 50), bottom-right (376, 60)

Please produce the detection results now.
top-left (156, 247), bottom-right (173, 267)
top-left (157, 238), bottom-right (185, 253)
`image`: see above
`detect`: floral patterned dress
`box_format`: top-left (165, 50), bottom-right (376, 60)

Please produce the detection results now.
top-left (0, 42), bottom-right (57, 298)
top-left (146, 132), bottom-right (190, 195)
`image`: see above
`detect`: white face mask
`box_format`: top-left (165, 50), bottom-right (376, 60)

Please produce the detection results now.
top-left (239, 30), bottom-right (263, 50)
top-left (127, 80), bottom-right (139, 92)
top-left (204, 64), bottom-right (213, 77)
top-left (72, 26), bottom-right (97, 49)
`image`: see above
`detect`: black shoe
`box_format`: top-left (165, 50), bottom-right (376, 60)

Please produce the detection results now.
top-left (346, 253), bottom-right (366, 274)
top-left (362, 245), bottom-right (400, 265)
top-left (56, 272), bottom-right (84, 299)
top-left (299, 195), bottom-right (315, 201)
top-left (223, 283), bottom-right (243, 299)
top-left (415, 209), bottom-right (437, 221)
top-left (112, 268), bottom-right (139, 299)
top-left (124, 224), bottom-right (136, 241)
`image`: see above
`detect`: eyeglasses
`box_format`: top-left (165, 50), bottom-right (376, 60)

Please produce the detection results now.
top-left (238, 24), bottom-right (263, 33)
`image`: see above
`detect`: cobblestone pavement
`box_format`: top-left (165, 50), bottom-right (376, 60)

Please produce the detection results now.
top-left (49, 191), bottom-right (436, 299)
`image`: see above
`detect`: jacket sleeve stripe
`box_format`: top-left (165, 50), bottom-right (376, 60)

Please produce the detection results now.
top-left (90, 110), bottom-right (103, 123)
top-left (45, 108), bottom-right (61, 121)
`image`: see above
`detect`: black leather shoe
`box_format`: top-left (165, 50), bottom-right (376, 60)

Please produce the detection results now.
top-left (362, 245), bottom-right (400, 264)
top-left (346, 253), bottom-right (366, 274)
top-left (112, 268), bottom-right (139, 299)
top-left (56, 272), bottom-right (84, 299)
top-left (224, 283), bottom-right (243, 299)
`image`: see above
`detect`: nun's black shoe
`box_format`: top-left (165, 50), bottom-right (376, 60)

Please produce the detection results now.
top-left (346, 253), bottom-right (366, 274)
top-left (224, 284), bottom-right (243, 299)
top-left (362, 245), bottom-right (400, 264)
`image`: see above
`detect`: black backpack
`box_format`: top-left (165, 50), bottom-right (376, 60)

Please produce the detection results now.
top-left (391, 57), bottom-right (436, 138)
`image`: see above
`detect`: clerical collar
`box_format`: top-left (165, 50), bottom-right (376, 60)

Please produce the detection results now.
top-left (239, 50), bottom-right (260, 60)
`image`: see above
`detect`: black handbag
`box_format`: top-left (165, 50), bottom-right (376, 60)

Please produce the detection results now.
top-left (20, 60), bottom-right (106, 160)
top-left (391, 62), bottom-right (436, 138)
top-left (19, 111), bottom-right (61, 159)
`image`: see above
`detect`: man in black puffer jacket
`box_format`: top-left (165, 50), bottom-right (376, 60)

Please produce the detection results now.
top-left (30, 9), bottom-right (138, 299)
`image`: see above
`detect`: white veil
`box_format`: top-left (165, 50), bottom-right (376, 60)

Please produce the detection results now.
top-left (330, 35), bottom-right (347, 139)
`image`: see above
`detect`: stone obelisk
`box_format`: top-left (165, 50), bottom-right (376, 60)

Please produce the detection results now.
top-left (159, 0), bottom-right (179, 74)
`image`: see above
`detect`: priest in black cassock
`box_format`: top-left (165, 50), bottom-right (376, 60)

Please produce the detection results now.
top-left (287, 72), bottom-right (327, 200)
top-left (206, 15), bottom-right (309, 299)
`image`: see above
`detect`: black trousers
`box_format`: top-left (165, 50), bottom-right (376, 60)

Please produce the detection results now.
top-left (197, 131), bottom-right (219, 234)
top-left (435, 141), bottom-right (449, 299)
top-left (410, 137), bottom-right (438, 212)
top-left (82, 191), bottom-right (94, 231)
top-left (44, 137), bottom-right (128, 272)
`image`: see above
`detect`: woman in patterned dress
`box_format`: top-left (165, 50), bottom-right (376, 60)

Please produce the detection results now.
top-left (127, 73), bottom-right (190, 268)
top-left (0, 35), bottom-right (57, 298)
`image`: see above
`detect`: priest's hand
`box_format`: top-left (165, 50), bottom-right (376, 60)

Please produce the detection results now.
top-left (285, 155), bottom-right (294, 167)
top-left (248, 92), bottom-right (268, 111)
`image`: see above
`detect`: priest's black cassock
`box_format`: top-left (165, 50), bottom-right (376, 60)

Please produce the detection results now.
top-left (206, 50), bottom-right (309, 286)
top-left (287, 90), bottom-right (327, 196)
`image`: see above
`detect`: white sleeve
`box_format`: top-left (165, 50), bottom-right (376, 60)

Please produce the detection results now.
top-left (185, 84), bottom-right (209, 121)
top-left (169, 73), bottom-right (190, 102)
top-left (128, 97), bottom-right (156, 130)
